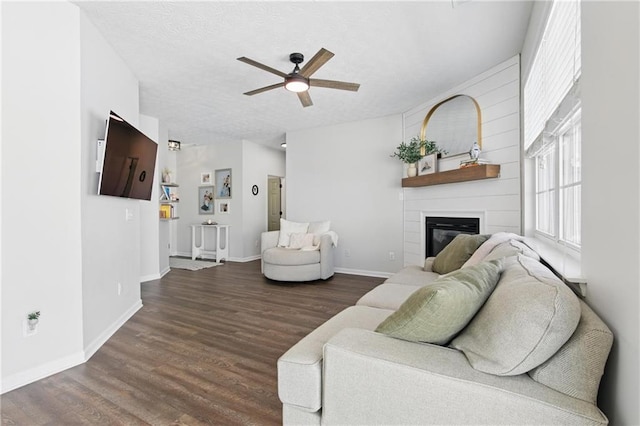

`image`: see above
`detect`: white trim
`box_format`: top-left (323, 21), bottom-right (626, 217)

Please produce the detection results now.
top-left (1, 351), bottom-right (85, 394)
top-left (334, 267), bottom-right (391, 279)
top-left (83, 300), bottom-right (142, 361)
top-left (140, 272), bottom-right (161, 282)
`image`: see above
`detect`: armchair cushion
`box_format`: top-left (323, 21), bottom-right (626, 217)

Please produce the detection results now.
top-left (277, 219), bottom-right (309, 247)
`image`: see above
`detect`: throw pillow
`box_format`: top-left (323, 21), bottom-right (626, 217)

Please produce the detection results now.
top-left (289, 233), bottom-right (315, 249)
top-left (277, 219), bottom-right (309, 247)
top-left (450, 255), bottom-right (581, 376)
top-left (375, 259), bottom-right (503, 345)
top-left (432, 234), bottom-right (490, 274)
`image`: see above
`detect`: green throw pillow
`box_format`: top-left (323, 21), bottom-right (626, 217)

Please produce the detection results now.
top-left (432, 234), bottom-right (490, 274)
top-left (375, 259), bottom-right (503, 345)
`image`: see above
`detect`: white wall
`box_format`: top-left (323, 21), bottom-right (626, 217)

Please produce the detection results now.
top-left (286, 115), bottom-right (404, 276)
top-left (79, 11), bottom-right (143, 358)
top-left (175, 142), bottom-right (244, 259)
top-left (402, 56), bottom-right (522, 265)
top-left (1, 2), bottom-right (84, 391)
top-left (173, 140), bottom-right (284, 261)
top-left (581, 2), bottom-right (639, 424)
top-left (157, 123), bottom-right (174, 275)
top-left (242, 140), bottom-right (286, 259)
top-left (139, 114), bottom-right (160, 282)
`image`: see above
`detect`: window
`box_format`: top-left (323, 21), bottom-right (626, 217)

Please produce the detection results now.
top-left (534, 109), bottom-right (581, 249)
top-left (525, 0), bottom-right (582, 252)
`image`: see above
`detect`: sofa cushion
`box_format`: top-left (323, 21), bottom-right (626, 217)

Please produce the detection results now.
top-left (528, 300), bottom-right (613, 403)
top-left (432, 234), bottom-right (489, 274)
top-left (451, 255), bottom-right (581, 376)
top-left (277, 305), bottom-right (394, 411)
top-left (356, 283), bottom-right (424, 311)
top-left (482, 239), bottom-right (540, 263)
top-left (277, 219), bottom-right (309, 247)
top-left (375, 260), bottom-right (503, 345)
top-left (384, 265), bottom-right (440, 287)
top-left (263, 247), bottom-right (320, 266)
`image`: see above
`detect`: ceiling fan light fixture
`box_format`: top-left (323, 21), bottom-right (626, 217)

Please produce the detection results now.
top-left (285, 74), bottom-right (309, 93)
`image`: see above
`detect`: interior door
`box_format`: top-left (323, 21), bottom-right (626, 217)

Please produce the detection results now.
top-left (268, 176), bottom-right (282, 231)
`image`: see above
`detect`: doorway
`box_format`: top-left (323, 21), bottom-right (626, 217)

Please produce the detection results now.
top-left (267, 176), bottom-right (284, 231)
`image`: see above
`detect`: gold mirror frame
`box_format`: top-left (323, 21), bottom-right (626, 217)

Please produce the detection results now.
top-left (419, 94), bottom-right (482, 156)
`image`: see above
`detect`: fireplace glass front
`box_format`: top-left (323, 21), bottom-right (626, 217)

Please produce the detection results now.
top-left (425, 216), bottom-right (480, 257)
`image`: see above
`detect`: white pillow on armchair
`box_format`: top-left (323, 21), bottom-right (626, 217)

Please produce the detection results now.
top-left (278, 219), bottom-right (310, 247)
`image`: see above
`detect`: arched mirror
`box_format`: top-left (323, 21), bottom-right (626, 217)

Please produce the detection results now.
top-left (419, 94), bottom-right (482, 157)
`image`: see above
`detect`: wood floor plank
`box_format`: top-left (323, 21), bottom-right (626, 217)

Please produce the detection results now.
top-left (1, 260), bottom-right (384, 425)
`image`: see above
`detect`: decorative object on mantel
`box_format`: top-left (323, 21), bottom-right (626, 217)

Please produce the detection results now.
top-left (392, 137), bottom-right (446, 178)
top-left (460, 141), bottom-right (491, 168)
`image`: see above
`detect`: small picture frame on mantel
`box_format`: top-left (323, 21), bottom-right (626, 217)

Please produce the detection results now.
top-left (418, 153), bottom-right (438, 175)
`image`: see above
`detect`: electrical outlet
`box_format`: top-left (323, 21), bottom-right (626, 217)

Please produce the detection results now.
top-left (389, 251), bottom-right (395, 261)
top-left (125, 208), bottom-right (133, 221)
top-left (344, 249), bottom-right (351, 258)
top-left (117, 282), bottom-right (122, 296)
top-left (255, 239), bottom-right (259, 247)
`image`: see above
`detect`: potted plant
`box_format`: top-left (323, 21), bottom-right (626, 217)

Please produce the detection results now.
top-left (391, 137), bottom-right (424, 177)
top-left (391, 137), bottom-right (447, 177)
top-left (27, 311), bottom-right (40, 330)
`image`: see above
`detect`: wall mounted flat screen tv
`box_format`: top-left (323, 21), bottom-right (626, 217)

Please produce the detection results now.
top-left (98, 111), bottom-right (158, 201)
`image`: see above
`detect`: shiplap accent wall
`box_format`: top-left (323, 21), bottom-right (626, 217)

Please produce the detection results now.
top-left (402, 55), bottom-right (522, 266)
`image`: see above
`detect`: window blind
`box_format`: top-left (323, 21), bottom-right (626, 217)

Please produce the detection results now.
top-left (524, 0), bottom-right (581, 150)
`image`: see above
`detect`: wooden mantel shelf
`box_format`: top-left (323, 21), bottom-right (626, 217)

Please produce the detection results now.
top-left (402, 164), bottom-right (501, 187)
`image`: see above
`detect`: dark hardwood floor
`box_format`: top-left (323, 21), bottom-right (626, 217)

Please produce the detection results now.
top-left (1, 260), bottom-right (384, 425)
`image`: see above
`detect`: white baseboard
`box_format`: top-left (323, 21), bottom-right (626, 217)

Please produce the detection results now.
top-left (1, 300), bottom-right (143, 394)
top-left (159, 265), bottom-right (170, 277)
top-left (173, 251), bottom-right (260, 263)
top-left (83, 299), bottom-right (143, 361)
top-left (334, 267), bottom-right (392, 278)
top-left (140, 272), bottom-right (161, 282)
top-left (1, 351), bottom-right (85, 394)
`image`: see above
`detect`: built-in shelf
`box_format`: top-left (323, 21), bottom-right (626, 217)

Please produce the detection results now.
top-left (402, 164), bottom-right (501, 188)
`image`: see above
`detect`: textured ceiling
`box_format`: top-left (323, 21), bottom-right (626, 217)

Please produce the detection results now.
top-left (75, 1), bottom-right (533, 150)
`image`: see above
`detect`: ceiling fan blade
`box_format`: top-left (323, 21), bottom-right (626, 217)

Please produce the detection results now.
top-left (309, 79), bottom-right (360, 92)
top-left (297, 91), bottom-right (313, 107)
top-left (299, 48), bottom-right (334, 78)
top-left (237, 57), bottom-right (288, 78)
top-left (243, 82), bottom-right (285, 96)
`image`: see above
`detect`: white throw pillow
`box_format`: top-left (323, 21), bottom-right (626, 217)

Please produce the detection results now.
top-left (277, 219), bottom-right (310, 247)
top-left (289, 233), bottom-right (315, 249)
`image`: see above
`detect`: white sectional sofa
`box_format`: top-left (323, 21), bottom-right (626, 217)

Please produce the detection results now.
top-left (277, 234), bottom-right (613, 425)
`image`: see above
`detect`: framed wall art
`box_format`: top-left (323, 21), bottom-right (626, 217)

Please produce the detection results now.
top-left (200, 171), bottom-right (212, 184)
top-left (198, 185), bottom-right (214, 215)
top-left (418, 153), bottom-right (438, 175)
top-left (215, 168), bottom-right (232, 198)
top-left (218, 200), bottom-right (230, 214)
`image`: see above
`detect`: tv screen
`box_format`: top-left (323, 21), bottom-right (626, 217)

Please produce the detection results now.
top-left (98, 111), bottom-right (158, 201)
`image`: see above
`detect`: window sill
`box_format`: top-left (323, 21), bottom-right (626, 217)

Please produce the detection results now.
top-left (523, 236), bottom-right (586, 297)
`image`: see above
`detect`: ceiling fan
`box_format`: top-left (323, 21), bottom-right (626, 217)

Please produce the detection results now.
top-left (237, 48), bottom-right (360, 108)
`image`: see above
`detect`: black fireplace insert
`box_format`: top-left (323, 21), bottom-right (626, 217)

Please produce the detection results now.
top-left (425, 216), bottom-right (480, 257)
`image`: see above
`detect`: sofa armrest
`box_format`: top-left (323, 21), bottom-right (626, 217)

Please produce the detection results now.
top-left (322, 329), bottom-right (608, 425)
top-left (319, 233), bottom-right (335, 279)
top-left (423, 256), bottom-right (436, 271)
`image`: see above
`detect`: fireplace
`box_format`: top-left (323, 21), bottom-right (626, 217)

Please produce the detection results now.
top-left (425, 216), bottom-right (480, 257)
